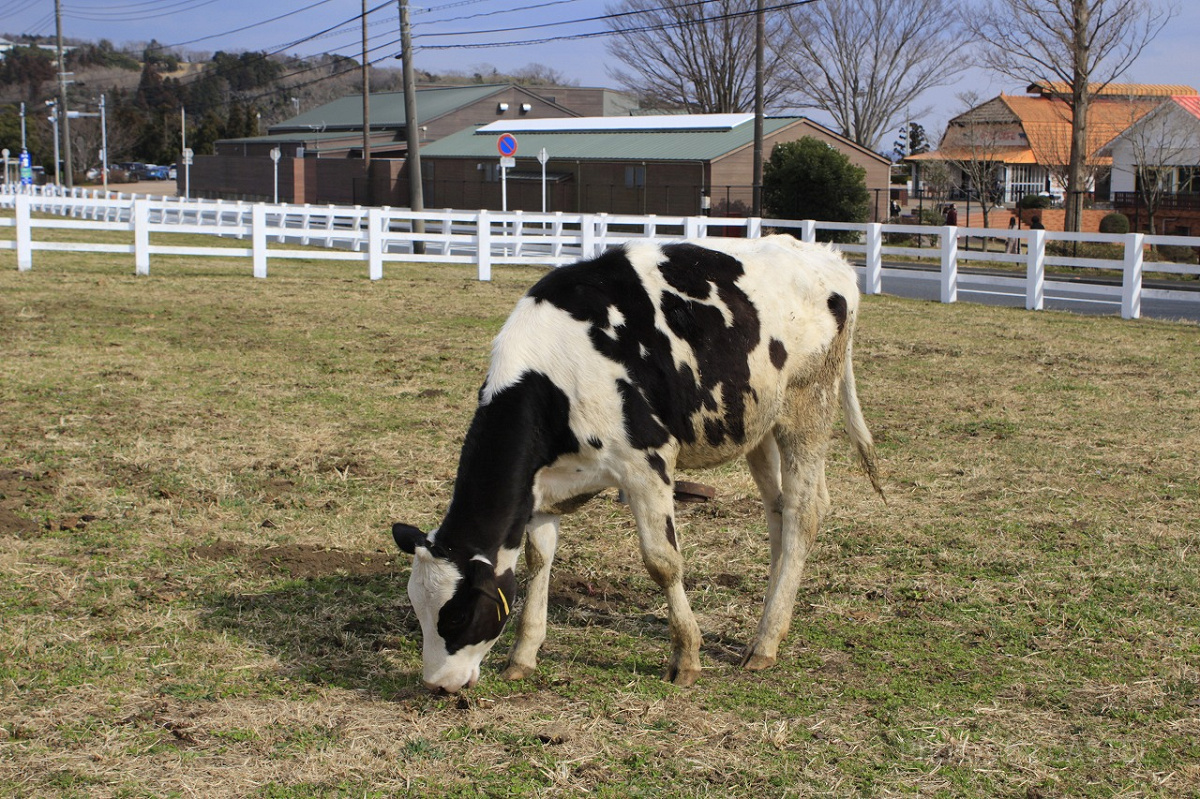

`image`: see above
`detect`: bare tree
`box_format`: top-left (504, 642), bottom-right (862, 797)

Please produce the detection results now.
top-left (778, 0), bottom-right (969, 151)
top-left (940, 92), bottom-right (1008, 229)
top-left (604, 0), bottom-right (790, 113)
top-left (967, 0), bottom-right (1174, 231)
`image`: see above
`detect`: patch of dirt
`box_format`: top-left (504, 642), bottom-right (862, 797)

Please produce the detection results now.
top-left (548, 572), bottom-right (629, 613)
top-left (0, 469), bottom-right (59, 538)
top-left (191, 540), bottom-right (400, 579)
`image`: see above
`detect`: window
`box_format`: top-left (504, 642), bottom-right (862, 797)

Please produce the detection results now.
top-left (1177, 166), bottom-right (1200, 194)
top-left (625, 166), bottom-right (646, 189)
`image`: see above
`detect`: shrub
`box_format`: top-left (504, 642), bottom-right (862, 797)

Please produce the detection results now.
top-left (1152, 244), bottom-right (1199, 264)
top-left (1017, 193), bottom-right (1052, 209)
top-left (1099, 212), bottom-right (1130, 235)
top-left (763, 137), bottom-right (870, 244)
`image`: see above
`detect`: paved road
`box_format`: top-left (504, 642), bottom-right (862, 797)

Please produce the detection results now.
top-left (862, 264), bottom-right (1200, 324)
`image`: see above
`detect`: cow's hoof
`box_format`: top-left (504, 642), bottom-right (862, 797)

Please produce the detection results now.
top-left (501, 662), bottom-right (535, 681)
top-left (665, 665), bottom-right (701, 687)
top-left (740, 651), bottom-right (777, 671)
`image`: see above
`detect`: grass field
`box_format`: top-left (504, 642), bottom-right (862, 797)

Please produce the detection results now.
top-left (1, 248), bottom-right (1198, 797)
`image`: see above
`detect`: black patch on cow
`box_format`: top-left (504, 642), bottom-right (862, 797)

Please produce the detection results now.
top-left (665, 517), bottom-right (677, 549)
top-left (438, 371), bottom-right (580, 556)
top-left (437, 566), bottom-right (518, 655)
top-left (527, 243), bottom-right (762, 453)
top-left (617, 379), bottom-right (670, 451)
top-left (646, 452), bottom-right (670, 485)
top-left (769, 338), bottom-right (788, 370)
top-left (587, 436), bottom-right (603, 449)
top-left (827, 292), bottom-right (848, 333)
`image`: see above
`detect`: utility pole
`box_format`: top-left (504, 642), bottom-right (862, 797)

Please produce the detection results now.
top-left (101, 94), bottom-right (108, 192)
top-left (55, 0), bottom-right (74, 187)
top-left (398, 0), bottom-right (425, 252)
top-left (751, 0), bottom-right (765, 219)
top-left (362, 0), bottom-right (371, 169)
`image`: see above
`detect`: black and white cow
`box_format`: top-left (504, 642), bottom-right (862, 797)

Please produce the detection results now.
top-left (393, 234), bottom-right (883, 693)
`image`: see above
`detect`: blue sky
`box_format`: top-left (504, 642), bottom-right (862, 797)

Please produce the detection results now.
top-left (4, 0), bottom-right (1196, 135)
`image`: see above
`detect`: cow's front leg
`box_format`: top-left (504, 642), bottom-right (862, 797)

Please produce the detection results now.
top-left (626, 471), bottom-right (701, 687)
top-left (502, 513), bottom-right (560, 681)
top-left (743, 433), bottom-right (827, 671)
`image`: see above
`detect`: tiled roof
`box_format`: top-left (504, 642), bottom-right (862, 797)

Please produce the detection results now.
top-left (1001, 95), bottom-right (1161, 165)
top-left (1173, 95), bottom-right (1200, 121)
top-left (1028, 81), bottom-right (1198, 98)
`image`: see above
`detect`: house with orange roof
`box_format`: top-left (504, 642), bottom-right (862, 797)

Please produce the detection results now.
top-left (1101, 95), bottom-right (1200, 235)
top-left (907, 83), bottom-right (1192, 221)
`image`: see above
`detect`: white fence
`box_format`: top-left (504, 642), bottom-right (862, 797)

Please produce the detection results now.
top-left (4, 184), bottom-right (1200, 320)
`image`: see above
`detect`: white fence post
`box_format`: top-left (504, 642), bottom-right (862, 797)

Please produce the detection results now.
top-left (252, 203), bottom-right (268, 279)
top-left (746, 217), bottom-right (762, 239)
top-left (940, 226), bottom-right (958, 304)
top-left (581, 213), bottom-right (597, 259)
top-left (367, 207), bottom-right (384, 281)
top-left (800, 220), bottom-right (816, 243)
top-left (1026, 228), bottom-right (1046, 311)
top-left (864, 222), bottom-right (882, 295)
top-left (685, 216), bottom-right (705, 239)
top-left (1122, 232), bottom-right (1144, 320)
top-left (477, 210), bottom-right (492, 281)
top-left (133, 199), bottom-right (150, 276)
top-left (15, 194), bottom-right (32, 271)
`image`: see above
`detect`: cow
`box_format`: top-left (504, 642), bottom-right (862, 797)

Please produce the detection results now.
top-left (393, 234), bottom-right (883, 693)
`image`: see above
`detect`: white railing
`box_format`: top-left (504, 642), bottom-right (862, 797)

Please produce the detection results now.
top-left (3, 186), bottom-right (1199, 320)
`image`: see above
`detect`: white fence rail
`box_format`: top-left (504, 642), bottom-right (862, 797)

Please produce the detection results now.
top-left (4, 185), bottom-right (1199, 320)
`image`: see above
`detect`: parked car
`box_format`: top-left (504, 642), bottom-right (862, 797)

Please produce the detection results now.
top-left (143, 165), bottom-right (170, 180)
top-left (168, 163), bottom-right (177, 180)
top-left (114, 162), bottom-right (143, 181)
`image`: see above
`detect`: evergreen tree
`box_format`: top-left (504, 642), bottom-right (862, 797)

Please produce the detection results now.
top-left (763, 137), bottom-right (870, 242)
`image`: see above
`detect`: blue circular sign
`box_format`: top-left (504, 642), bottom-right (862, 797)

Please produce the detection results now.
top-left (497, 133), bottom-right (518, 157)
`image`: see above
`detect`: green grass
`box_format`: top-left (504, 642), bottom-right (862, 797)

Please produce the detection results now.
top-left (1, 244), bottom-right (1198, 797)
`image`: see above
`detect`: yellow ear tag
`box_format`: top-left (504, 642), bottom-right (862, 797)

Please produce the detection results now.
top-left (496, 587), bottom-right (510, 621)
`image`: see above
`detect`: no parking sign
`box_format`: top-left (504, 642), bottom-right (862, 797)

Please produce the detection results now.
top-left (497, 133), bottom-right (518, 157)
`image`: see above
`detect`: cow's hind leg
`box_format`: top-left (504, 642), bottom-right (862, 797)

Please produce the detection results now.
top-left (502, 512), bottom-right (560, 681)
top-left (626, 466), bottom-right (702, 687)
top-left (742, 428), bottom-right (829, 671)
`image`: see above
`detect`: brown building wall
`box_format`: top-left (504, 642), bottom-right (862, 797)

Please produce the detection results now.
top-left (1016, 208), bottom-right (1111, 233)
top-left (192, 155), bottom-right (292, 202)
top-left (423, 158), bottom-right (709, 216)
top-left (708, 121), bottom-right (892, 221)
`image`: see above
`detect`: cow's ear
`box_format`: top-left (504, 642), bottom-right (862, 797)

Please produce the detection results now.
top-left (392, 523), bottom-right (428, 555)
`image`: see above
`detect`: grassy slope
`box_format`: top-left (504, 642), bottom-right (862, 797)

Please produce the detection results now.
top-left (0, 250), bottom-right (1198, 798)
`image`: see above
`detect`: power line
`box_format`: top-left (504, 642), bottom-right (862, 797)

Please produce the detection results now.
top-left (412, 0), bottom-right (821, 50)
top-left (65, 0), bottom-right (224, 23)
top-left (155, 0), bottom-right (345, 50)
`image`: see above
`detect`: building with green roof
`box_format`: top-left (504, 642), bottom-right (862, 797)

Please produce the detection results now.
top-left (420, 114), bottom-right (892, 218)
top-left (196, 84), bottom-right (585, 204)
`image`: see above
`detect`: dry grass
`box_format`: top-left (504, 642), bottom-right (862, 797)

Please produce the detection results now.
top-left (1, 248), bottom-right (1198, 797)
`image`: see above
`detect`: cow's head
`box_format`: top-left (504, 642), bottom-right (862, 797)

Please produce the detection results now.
top-left (392, 522), bottom-right (515, 693)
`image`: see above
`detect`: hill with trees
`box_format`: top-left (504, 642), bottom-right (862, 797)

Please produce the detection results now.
top-left (0, 34), bottom-right (576, 180)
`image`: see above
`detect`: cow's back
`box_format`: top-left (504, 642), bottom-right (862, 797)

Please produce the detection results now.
top-left (484, 236), bottom-right (857, 469)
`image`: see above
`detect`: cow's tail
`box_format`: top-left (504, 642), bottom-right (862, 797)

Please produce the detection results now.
top-left (840, 341), bottom-right (885, 501)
